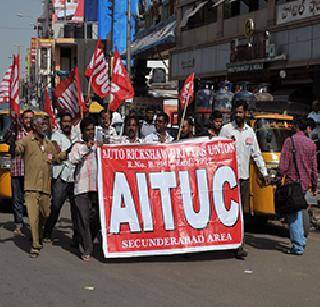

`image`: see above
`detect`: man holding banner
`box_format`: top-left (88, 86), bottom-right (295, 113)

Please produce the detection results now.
top-left (69, 116), bottom-right (100, 262)
top-left (144, 112), bottom-right (174, 144)
top-left (220, 100), bottom-right (269, 259)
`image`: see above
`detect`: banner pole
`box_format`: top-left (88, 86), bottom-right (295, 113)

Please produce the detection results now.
top-left (177, 102), bottom-right (188, 140)
top-left (87, 75), bottom-right (93, 105)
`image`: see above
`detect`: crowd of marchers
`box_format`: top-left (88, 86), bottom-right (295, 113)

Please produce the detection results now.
top-left (3, 99), bottom-right (318, 260)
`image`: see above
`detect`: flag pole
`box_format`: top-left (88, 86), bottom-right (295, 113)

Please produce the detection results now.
top-left (177, 102), bottom-right (188, 141)
top-left (87, 75), bottom-right (93, 105)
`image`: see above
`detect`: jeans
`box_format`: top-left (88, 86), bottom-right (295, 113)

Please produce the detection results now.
top-left (44, 178), bottom-right (78, 240)
top-left (288, 210), bottom-right (305, 253)
top-left (11, 176), bottom-right (24, 227)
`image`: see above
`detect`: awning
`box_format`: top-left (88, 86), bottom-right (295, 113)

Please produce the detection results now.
top-left (131, 20), bottom-right (176, 56)
top-left (180, 1), bottom-right (208, 28)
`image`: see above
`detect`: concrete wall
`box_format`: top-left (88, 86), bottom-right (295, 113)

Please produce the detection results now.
top-left (171, 43), bottom-right (230, 80)
top-left (273, 24), bottom-right (320, 61)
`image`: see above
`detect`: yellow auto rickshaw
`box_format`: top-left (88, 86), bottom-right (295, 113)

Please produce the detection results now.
top-left (246, 115), bottom-right (294, 216)
top-left (0, 110), bottom-right (49, 202)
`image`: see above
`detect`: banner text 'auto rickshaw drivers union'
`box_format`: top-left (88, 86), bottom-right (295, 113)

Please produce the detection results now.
top-left (98, 138), bottom-right (243, 258)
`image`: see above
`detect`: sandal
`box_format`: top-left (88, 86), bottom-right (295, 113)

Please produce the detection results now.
top-left (14, 227), bottom-right (23, 236)
top-left (29, 249), bottom-right (40, 258)
top-left (81, 254), bottom-right (91, 262)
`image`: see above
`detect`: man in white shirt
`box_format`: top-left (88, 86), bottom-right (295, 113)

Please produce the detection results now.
top-left (220, 100), bottom-right (269, 259)
top-left (140, 108), bottom-right (156, 138)
top-left (43, 112), bottom-right (79, 244)
top-left (144, 111), bottom-right (174, 144)
top-left (122, 116), bottom-right (142, 144)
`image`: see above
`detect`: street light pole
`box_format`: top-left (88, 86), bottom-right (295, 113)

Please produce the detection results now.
top-left (16, 13), bottom-right (40, 103)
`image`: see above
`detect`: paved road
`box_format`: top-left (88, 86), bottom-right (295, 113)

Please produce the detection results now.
top-left (0, 204), bottom-right (320, 307)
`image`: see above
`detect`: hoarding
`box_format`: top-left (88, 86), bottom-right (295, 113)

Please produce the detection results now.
top-left (53, 0), bottom-right (84, 23)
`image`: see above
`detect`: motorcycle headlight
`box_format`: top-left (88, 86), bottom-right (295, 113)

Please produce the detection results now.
top-left (0, 155), bottom-right (11, 170)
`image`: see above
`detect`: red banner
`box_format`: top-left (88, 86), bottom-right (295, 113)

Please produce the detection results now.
top-left (109, 49), bottom-right (134, 112)
top-left (98, 138), bottom-right (243, 258)
top-left (180, 73), bottom-right (194, 108)
top-left (85, 39), bottom-right (110, 98)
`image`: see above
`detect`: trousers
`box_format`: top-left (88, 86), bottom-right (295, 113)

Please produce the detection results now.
top-left (11, 176), bottom-right (25, 227)
top-left (74, 192), bottom-right (99, 256)
top-left (25, 191), bottom-right (50, 250)
top-left (44, 178), bottom-right (78, 240)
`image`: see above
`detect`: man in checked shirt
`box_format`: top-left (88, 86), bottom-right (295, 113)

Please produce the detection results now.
top-left (5, 110), bottom-right (34, 235)
top-left (279, 118), bottom-right (318, 255)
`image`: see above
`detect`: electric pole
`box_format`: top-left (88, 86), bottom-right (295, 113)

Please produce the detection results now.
top-left (110, 0), bottom-right (114, 53)
top-left (127, 0), bottom-right (131, 76)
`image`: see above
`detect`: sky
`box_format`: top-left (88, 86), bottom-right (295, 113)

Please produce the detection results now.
top-left (0, 0), bottom-right (43, 78)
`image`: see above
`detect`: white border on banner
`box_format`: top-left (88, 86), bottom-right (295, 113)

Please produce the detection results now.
top-left (97, 147), bottom-right (109, 258)
top-left (102, 243), bottom-right (241, 259)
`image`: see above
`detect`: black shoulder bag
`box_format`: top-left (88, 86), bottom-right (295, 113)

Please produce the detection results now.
top-left (275, 137), bottom-right (308, 214)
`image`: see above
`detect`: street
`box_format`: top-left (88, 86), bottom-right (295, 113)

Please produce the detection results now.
top-left (0, 204), bottom-right (319, 307)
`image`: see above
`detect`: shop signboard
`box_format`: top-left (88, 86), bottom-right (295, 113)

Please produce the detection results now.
top-left (277, 0), bottom-right (320, 25)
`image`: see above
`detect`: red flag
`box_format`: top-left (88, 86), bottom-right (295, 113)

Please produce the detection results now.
top-left (10, 55), bottom-right (20, 121)
top-left (43, 87), bottom-right (58, 130)
top-left (180, 73), bottom-right (195, 108)
top-left (109, 49), bottom-right (134, 112)
top-left (54, 67), bottom-right (86, 119)
top-left (0, 62), bottom-right (13, 104)
top-left (85, 39), bottom-right (110, 98)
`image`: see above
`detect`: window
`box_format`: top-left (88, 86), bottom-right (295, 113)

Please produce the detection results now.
top-left (60, 47), bottom-right (71, 71)
top-left (224, 0), bottom-right (268, 19)
top-left (40, 48), bottom-right (48, 70)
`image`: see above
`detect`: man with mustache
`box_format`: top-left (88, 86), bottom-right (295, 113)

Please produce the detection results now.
top-left (11, 116), bottom-right (67, 258)
top-left (43, 112), bottom-right (79, 245)
top-left (220, 100), bottom-right (269, 259)
top-left (123, 116), bottom-right (142, 144)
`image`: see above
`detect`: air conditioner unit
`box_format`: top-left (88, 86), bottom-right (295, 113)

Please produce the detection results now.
top-left (267, 43), bottom-right (276, 57)
top-left (232, 38), bottom-right (239, 48)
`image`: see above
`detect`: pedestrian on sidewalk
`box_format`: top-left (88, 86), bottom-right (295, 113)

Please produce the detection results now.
top-left (43, 112), bottom-right (79, 245)
top-left (220, 100), bottom-right (270, 259)
top-left (5, 110), bottom-right (34, 235)
top-left (279, 117), bottom-right (318, 255)
top-left (69, 116), bottom-right (100, 262)
top-left (11, 116), bottom-right (67, 258)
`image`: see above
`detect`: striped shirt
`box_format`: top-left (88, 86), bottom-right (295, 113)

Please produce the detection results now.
top-left (11, 127), bottom-right (29, 177)
top-left (69, 141), bottom-right (97, 195)
top-left (279, 131), bottom-right (318, 193)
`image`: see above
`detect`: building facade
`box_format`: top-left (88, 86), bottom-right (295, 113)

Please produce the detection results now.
top-left (171, 0), bottom-right (320, 110)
